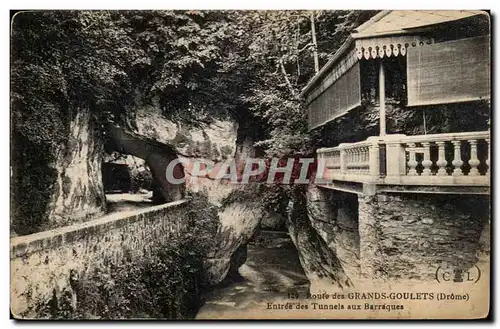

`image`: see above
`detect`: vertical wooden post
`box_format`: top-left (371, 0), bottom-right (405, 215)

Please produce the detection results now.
top-left (379, 60), bottom-right (386, 136)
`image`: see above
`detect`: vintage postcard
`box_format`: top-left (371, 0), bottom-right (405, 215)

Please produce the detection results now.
top-left (10, 9), bottom-right (491, 320)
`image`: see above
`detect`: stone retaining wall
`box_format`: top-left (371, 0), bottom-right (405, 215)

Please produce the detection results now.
top-left (358, 193), bottom-right (489, 281)
top-left (10, 200), bottom-right (189, 318)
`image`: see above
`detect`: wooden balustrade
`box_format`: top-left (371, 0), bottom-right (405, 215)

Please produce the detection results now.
top-left (316, 131), bottom-right (490, 188)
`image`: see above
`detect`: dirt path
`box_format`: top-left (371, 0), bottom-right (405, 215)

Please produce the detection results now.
top-left (105, 192), bottom-right (153, 213)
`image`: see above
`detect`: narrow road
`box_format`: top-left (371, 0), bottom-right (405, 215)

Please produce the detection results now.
top-left (196, 231), bottom-right (310, 319)
top-left (105, 192), bottom-right (153, 213)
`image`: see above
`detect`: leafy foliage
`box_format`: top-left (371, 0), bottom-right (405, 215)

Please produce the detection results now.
top-left (215, 11), bottom-right (379, 213)
top-left (231, 10), bottom-right (380, 156)
top-left (10, 10), bottom-right (239, 232)
top-left (11, 10), bottom-right (241, 132)
top-left (11, 9), bottom-right (380, 160)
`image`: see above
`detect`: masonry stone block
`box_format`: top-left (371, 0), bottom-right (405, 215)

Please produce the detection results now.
top-left (357, 193), bottom-right (489, 282)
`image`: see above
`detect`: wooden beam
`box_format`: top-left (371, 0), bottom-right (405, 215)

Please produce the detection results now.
top-left (379, 60), bottom-right (386, 136)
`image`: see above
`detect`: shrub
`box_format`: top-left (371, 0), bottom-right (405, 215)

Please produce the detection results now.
top-left (130, 168), bottom-right (153, 193)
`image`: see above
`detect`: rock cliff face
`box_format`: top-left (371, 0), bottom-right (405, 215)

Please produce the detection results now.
top-left (205, 201), bottom-right (263, 284)
top-left (15, 96), bottom-right (262, 284)
top-left (305, 186), bottom-right (360, 286)
top-left (260, 212), bottom-right (287, 231)
top-left (287, 186), bottom-right (352, 293)
top-left (105, 125), bottom-right (185, 203)
top-left (295, 185), bottom-right (490, 288)
top-left (47, 108), bottom-right (106, 228)
top-left (134, 101), bottom-right (238, 205)
top-left (132, 102), bottom-right (262, 285)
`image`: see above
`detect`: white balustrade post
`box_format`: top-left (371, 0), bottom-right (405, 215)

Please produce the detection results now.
top-left (469, 140), bottom-right (480, 176)
top-left (323, 152), bottom-right (331, 180)
top-left (436, 141), bottom-right (448, 176)
top-left (383, 135), bottom-right (406, 179)
top-left (367, 138), bottom-right (380, 180)
top-left (451, 140), bottom-right (463, 176)
top-left (486, 138), bottom-right (490, 176)
top-left (337, 151), bottom-right (341, 173)
top-left (339, 144), bottom-right (347, 176)
top-left (350, 148), bottom-right (355, 174)
top-left (364, 146), bottom-right (370, 175)
top-left (350, 148), bottom-right (356, 174)
top-left (345, 149), bottom-right (350, 174)
top-left (407, 143), bottom-right (418, 176)
top-left (316, 150), bottom-right (327, 180)
top-left (421, 142), bottom-right (433, 176)
top-left (332, 151), bottom-right (337, 173)
top-left (355, 148), bottom-right (360, 174)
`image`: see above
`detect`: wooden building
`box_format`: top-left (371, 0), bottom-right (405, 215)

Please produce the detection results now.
top-left (301, 10), bottom-right (491, 195)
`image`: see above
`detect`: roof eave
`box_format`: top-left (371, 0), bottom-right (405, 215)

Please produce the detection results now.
top-left (352, 11), bottom-right (488, 40)
top-left (352, 29), bottom-right (420, 39)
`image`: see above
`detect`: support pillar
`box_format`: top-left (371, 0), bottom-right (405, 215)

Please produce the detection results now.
top-left (379, 60), bottom-right (386, 136)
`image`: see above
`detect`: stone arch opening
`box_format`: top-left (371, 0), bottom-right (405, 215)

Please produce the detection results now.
top-left (102, 124), bottom-right (185, 212)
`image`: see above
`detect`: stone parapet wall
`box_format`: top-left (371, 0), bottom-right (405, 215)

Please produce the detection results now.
top-left (10, 200), bottom-right (189, 318)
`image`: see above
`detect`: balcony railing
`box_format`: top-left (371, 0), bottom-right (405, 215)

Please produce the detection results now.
top-left (317, 131), bottom-right (490, 187)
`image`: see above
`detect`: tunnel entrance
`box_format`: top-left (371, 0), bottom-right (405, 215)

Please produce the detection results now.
top-left (102, 153), bottom-right (157, 214)
top-left (101, 124), bottom-right (185, 214)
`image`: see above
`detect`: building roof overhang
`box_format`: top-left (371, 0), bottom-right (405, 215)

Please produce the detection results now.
top-left (352, 10), bottom-right (487, 39)
top-left (300, 10), bottom-right (489, 99)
